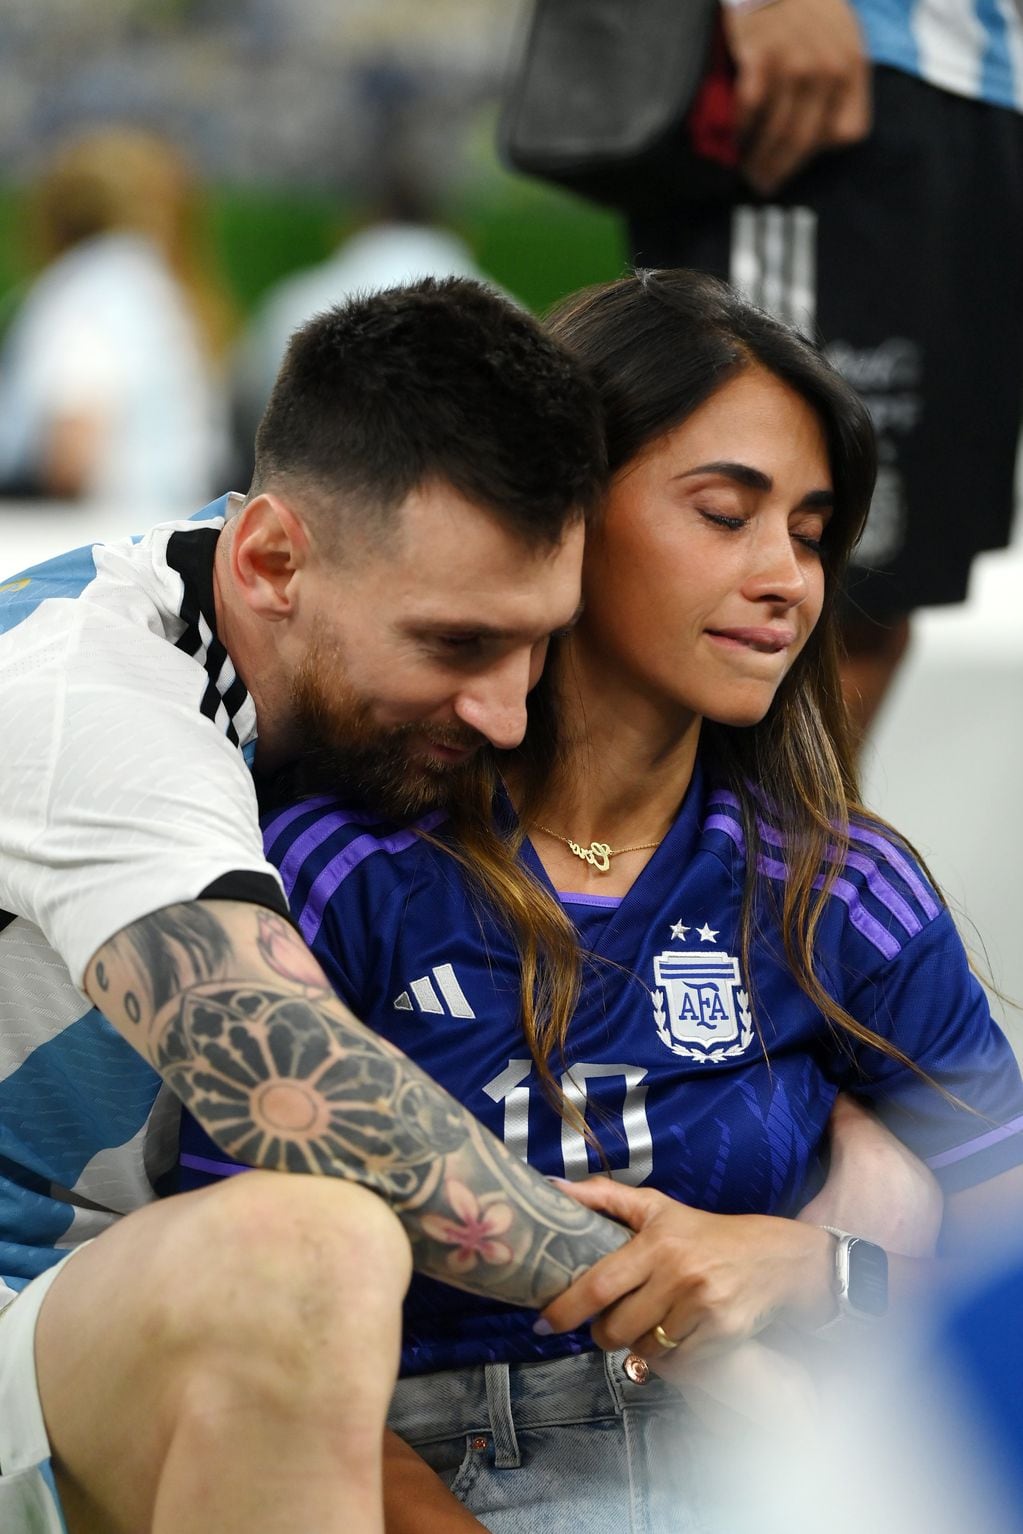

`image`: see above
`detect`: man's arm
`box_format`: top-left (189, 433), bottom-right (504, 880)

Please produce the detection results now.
top-left (796, 1093), bottom-right (944, 1256)
top-left (85, 898), bottom-right (628, 1307)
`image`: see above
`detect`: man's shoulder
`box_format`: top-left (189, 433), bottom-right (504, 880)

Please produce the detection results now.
top-left (0, 496), bottom-right (234, 642)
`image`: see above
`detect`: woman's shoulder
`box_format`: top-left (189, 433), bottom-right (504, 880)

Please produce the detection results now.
top-left (701, 787), bottom-right (944, 962)
top-left (261, 795), bottom-right (451, 910)
top-left (829, 815), bottom-right (945, 962)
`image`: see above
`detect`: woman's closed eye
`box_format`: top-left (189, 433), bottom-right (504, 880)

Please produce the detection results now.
top-left (791, 516), bottom-right (828, 553)
top-left (697, 508), bottom-right (746, 532)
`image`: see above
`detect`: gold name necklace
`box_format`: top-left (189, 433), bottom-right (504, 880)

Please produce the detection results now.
top-left (533, 825), bottom-right (662, 874)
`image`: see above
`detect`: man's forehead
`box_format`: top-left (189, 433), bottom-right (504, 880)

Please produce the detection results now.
top-left (397, 592), bottom-right (584, 637)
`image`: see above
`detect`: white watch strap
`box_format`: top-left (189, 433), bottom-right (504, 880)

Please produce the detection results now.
top-left (815, 1225), bottom-right (854, 1336)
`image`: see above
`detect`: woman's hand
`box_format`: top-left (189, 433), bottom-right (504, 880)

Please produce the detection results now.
top-left (536, 1178), bottom-right (836, 1359)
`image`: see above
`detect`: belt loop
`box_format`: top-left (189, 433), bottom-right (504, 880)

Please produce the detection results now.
top-left (483, 1362), bottom-right (521, 1468)
top-left (603, 1349), bottom-right (629, 1412)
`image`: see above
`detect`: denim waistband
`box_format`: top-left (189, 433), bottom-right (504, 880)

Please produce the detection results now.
top-left (388, 1349), bottom-right (684, 1469)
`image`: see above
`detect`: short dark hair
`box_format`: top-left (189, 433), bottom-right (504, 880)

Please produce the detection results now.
top-left (252, 276), bottom-right (606, 551)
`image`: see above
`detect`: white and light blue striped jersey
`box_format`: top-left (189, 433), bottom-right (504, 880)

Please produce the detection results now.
top-left (179, 761), bottom-right (1023, 1375)
top-left (853, 0), bottom-right (1023, 109)
top-left (0, 495), bottom-right (287, 1307)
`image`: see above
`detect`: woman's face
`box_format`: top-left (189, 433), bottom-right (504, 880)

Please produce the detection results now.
top-left (579, 366), bottom-right (832, 729)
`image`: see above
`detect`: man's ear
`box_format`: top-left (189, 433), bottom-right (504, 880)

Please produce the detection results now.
top-left (229, 493), bottom-right (311, 619)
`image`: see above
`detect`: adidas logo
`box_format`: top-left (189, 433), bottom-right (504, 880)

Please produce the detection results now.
top-left (393, 963), bottom-right (475, 1019)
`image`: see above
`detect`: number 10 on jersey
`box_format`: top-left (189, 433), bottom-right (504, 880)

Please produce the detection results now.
top-left (483, 1058), bottom-right (653, 1186)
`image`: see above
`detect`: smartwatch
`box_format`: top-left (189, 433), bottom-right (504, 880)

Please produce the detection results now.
top-left (818, 1226), bottom-right (889, 1329)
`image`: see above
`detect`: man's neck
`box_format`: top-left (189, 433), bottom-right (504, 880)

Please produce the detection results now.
top-left (212, 521), bottom-right (292, 770)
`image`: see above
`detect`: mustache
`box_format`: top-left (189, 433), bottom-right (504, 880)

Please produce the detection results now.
top-left (415, 723), bottom-right (489, 752)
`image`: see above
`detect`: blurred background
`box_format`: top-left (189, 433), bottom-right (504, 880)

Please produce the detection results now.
top-left (0, 0), bottom-right (1019, 1037)
top-left (0, 0), bottom-right (621, 375)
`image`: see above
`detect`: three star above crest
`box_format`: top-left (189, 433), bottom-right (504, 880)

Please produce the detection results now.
top-left (669, 919), bottom-right (719, 943)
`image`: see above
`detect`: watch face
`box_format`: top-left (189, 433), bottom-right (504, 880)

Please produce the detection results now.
top-left (847, 1237), bottom-right (889, 1317)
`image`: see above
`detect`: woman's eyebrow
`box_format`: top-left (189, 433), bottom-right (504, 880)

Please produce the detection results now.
top-left (674, 461), bottom-right (835, 507)
top-left (674, 460), bottom-right (772, 491)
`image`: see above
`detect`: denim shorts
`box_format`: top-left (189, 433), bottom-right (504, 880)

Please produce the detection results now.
top-left (387, 1348), bottom-right (712, 1534)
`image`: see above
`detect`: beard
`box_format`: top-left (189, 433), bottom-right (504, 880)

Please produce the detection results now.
top-left (281, 634), bottom-right (488, 820)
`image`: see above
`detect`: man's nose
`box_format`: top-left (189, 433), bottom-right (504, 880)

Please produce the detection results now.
top-left (451, 652), bottom-right (532, 750)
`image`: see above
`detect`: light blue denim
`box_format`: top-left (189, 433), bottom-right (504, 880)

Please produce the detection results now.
top-left (387, 1349), bottom-right (712, 1534)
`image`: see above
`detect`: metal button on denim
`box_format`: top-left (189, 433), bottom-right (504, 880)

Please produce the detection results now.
top-left (471, 1436), bottom-right (489, 1451)
top-left (622, 1352), bottom-right (650, 1384)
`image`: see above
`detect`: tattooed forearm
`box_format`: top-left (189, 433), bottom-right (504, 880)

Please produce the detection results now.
top-left (88, 901), bottom-right (628, 1309)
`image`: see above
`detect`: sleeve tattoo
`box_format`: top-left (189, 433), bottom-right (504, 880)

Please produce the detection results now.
top-left (100, 903), bottom-right (628, 1308)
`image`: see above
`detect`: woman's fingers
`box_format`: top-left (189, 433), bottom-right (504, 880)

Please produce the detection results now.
top-left (550, 1175), bottom-right (662, 1227)
top-left (536, 1231), bottom-right (660, 1335)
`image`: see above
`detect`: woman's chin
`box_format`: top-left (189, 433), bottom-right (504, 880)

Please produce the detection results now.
top-left (704, 696), bottom-right (777, 730)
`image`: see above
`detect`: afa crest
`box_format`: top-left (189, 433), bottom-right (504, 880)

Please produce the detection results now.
top-left (651, 949), bottom-right (754, 1063)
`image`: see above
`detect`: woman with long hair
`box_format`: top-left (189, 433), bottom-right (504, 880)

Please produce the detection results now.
top-left (182, 269), bottom-right (1023, 1531)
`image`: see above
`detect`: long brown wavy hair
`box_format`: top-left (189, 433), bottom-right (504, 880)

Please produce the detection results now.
top-left (438, 268), bottom-right (939, 1136)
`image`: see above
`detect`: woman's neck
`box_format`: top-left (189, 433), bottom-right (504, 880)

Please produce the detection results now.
top-left (508, 648), bottom-right (703, 894)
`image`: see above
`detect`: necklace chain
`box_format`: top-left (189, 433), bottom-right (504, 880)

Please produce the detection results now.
top-left (533, 824), bottom-right (662, 874)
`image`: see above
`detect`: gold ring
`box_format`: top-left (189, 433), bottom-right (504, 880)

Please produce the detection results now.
top-left (653, 1323), bottom-right (681, 1351)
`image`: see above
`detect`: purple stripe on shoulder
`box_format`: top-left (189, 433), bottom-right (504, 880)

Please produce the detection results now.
top-left (848, 824), bottom-right (940, 920)
top-left (295, 809), bottom-right (447, 946)
top-left (273, 805), bottom-right (405, 892)
top-left (751, 851), bottom-right (902, 960)
top-left (821, 874), bottom-right (903, 960)
top-left (261, 795), bottom-right (343, 856)
top-left (713, 791), bottom-right (937, 917)
top-left (843, 849), bottom-right (922, 940)
top-left (180, 1152), bottom-right (248, 1179)
top-left (714, 803), bottom-right (929, 940)
top-left (926, 1113), bottom-right (1023, 1171)
top-left (755, 819), bottom-right (784, 849)
top-left (758, 822), bottom-right (930, 936)
top-left (704, 812), bottom-right (745, 851)
top-left (558, 891), bottom-right (623, 909)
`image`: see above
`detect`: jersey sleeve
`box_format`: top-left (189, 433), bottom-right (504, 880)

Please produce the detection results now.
top-left (0, 598), bottom-right (285, 990)
top-left (827, 895), bottom-right (1023, 1196)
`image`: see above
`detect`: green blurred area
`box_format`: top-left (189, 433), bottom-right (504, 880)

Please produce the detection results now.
top-left (0, 174), bottom-right (625, 330)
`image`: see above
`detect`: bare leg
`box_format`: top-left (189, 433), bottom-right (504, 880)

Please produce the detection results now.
top-left (839, 612), bottom-right (911, 748)
top-left (35, 1173), bottom-right (411, 1534)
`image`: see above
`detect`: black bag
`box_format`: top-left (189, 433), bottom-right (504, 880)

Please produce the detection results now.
top-left (499, 0), bottom-right (739, 212)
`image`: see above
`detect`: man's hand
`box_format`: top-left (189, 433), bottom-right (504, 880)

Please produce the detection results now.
top-left (536, 1178), bottom-right (835, 1358)
top-left (722, 0), bottom-right (871, 194)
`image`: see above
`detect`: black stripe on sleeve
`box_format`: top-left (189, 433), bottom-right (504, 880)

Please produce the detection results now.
top-left (197, 871), bottom-right (293, 922)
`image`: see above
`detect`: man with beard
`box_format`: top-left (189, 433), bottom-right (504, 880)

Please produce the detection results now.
top-left (0, 278), bottom-right (627, 1534)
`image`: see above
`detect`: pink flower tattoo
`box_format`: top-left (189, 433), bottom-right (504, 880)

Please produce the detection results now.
top-left (256, 911), bottom-right (326, 990)
top-left (421, 1179), bottom-right (515, 1274)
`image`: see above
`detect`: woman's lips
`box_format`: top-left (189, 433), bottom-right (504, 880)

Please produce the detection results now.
top-left (705, 627), bottom-right (796, 654)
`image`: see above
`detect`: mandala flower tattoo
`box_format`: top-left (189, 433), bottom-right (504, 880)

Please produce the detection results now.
top-left (154, 981), bottom-right (468, 1200)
